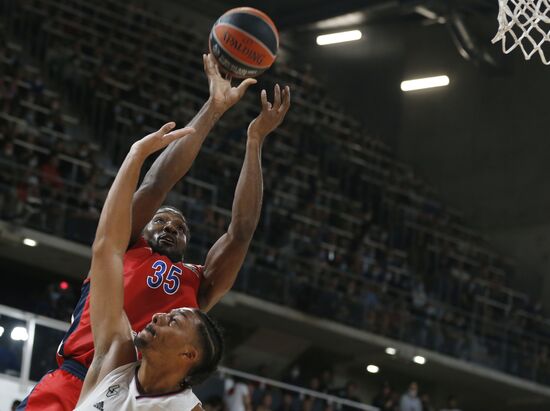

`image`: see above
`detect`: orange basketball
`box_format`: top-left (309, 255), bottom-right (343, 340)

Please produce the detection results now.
top-left (209, 7), bottom-right (279, 78)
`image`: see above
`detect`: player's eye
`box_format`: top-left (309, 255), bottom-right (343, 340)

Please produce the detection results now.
top-left (154, 218), bottom-right (165, 224)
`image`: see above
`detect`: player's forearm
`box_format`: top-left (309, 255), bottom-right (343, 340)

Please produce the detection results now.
top-left (89, 149), bottom-right (145, 350)
top-left (141, 100), bottom-right (222, 193)
top-left (94, 149), bottom-right (147, 255)
top-left (227, 140), bottom-right (263, 241)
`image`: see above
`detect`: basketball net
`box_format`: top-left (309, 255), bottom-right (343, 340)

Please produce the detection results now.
top-left (492, 0), bottom-right (550, 64)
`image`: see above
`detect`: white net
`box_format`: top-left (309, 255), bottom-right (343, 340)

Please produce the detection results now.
top-left (492, 0), bottom-right (550, 64)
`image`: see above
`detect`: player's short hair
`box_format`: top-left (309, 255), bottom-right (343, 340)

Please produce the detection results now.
top-left (155, 205), bottom-right (190, 241)
top-left (181, 311), bottom-right (224, 388)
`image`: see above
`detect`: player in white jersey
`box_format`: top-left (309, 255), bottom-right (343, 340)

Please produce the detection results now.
top-left (74, 122), bottom-right (224, 411)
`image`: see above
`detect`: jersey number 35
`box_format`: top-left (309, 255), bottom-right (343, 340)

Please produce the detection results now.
top-left (146, 260), bottom-right (183, 295)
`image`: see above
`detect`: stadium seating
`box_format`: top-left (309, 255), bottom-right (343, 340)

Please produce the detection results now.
top-left (1, 0), bottom-right (549, 388)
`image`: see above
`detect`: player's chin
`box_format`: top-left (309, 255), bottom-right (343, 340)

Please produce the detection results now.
top-left (153, 242), bottom-right (175, 256)
top-left (133, 331), bottom-right (151, 350)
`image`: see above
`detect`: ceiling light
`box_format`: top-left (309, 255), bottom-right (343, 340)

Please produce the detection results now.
top-left (0, 326), bottom-right (4, 337)
top-left (11, 326), bottom-right (28, 341)
top-left (23, 238), bottom-right (38, 247)
top-left (315, 12), bottom-right (365, 30)
top-left (316, 30), bottom-right (362, 46)
top-left (366, 364), bottom-right (379, 374)
top-left (401, 75), bottom-right (449, 91)
top-left (385, 347), bottom-right (397, 355)
top-left (413, 355), bottom-right (426, 365)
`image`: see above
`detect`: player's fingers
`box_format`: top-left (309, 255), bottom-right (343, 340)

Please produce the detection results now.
top-left (278, 86), bottom-right (291, 114)
top-left (237, 78), bottom-right (257, 95)
top-left (209, 54), bottom-right (222, 77)
top-left (273, 84), bottom-right (281, 110)
top-left (164, 126), bottom-right (196, 143)
top-left (260, 89), bottom-right (269, 110)
top-left (158, 122), bottom-right (176, 136)
top-left (203, 54), bottom-right (209, 74)
top-left (285, 86), bottom-right (291, 105)
top-left (206, 54), bottom-right (218, 76)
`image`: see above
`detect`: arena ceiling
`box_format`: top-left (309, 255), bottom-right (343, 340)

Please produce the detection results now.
top-left (194, 0), bottom-right (499, 30)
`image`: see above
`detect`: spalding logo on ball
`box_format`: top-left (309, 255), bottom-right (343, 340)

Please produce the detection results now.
top-left (209, 7), bottom-right (279, 78)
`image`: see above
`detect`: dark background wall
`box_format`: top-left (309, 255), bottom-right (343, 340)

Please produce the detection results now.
top-left (294, 13), bottom-right (550, 303)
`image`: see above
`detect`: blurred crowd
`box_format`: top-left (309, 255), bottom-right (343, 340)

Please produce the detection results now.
top-left (0, 0), bottom-right (550, 392)
top-left (198, 375), bottom-right (462, 411)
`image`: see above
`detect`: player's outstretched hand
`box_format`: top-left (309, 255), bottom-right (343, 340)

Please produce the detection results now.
top-left (131, 122), bottom-right (195, 158)
top-left (247, 84), bottom-right (291, 144)
top-left (204, 53), bottom-right (257, 114)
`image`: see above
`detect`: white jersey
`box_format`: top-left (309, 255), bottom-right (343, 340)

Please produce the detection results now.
top-left (223, 378), bottom-right (249, 411)
top-left (74, 362), bottom-right (201, 411)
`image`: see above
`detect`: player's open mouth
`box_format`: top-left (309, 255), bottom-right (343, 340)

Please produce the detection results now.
top-left (159, 235), bottom-right (176, 246)
top-left (145, 324), bottom-right (156, 336)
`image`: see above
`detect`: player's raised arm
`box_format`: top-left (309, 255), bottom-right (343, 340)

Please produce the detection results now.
top-left (87, 123), bottom-right (194, 375)
top-left (130, 54), bottom-right (257, 243)
top-left (198, 85), bottom-right (291, 311)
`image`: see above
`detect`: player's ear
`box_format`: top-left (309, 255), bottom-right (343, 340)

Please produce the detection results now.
top-left (180, 346), bottom-right (198, 362)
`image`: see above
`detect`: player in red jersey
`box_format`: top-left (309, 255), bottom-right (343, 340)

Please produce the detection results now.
top-left (74, 111), bottom-right (222, 410)
top-left (17, 53), bottom-right (291, 411)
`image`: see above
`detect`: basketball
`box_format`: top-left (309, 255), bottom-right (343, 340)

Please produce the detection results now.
top-left (209, 7), bottom-right (279, 78)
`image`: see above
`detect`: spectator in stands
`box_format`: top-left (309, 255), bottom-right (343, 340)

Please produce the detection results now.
top-left (337, 381), bottom-right (361, 411)
top-left (225, 377), bottom-right (252, 411)
top-left (277, 391), bottom-right (296, 411)
top-left (0, 140), bottom-right (15, 211)
top-left (360, 284), bottom-right (380, 316)
top-left (399, 382), bottom-right (422, 411)
top-left (300, 397), bottom-right (313, 411)
top-left (15, 173), bottom-right (43, 225)
top-left (372, 381), bottom-right (397, 411)
top-left (283, 365), bottom-right (303, 387)
top-left (203, 396), bottom-right (223, 411)
top-left (420, 393), bottom-right (434, 411)
top-left (412, 278), bottom-right (427, 311)
top-left (256, 392), bottom-right (274, 411)
top-left (319, 368), bottom-right (334, 393)
top-left (40, 154), bottom-right (64, 192)
top-left (308, 376), bottom-right (321, 392)
top-left (439, 395), bottom-right (461, 411)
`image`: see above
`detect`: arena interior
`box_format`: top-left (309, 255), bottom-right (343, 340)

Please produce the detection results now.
top-left (1, 0), bottom-right (550, 410)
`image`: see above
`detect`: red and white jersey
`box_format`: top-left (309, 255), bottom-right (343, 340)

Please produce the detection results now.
top-left (57, 237), bottom-right (203, 369)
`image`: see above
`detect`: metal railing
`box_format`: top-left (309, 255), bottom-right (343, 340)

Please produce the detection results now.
top-left (216, 367), bottom-right (378, 411)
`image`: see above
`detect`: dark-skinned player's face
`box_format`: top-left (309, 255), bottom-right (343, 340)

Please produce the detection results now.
top-left (142, 210), bottom-right (188, 262)
top-left (134, 308), bottom-right (203, 368)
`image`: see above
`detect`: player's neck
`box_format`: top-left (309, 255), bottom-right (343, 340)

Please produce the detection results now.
top-left (136, 360), bottom-right (187, 395)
